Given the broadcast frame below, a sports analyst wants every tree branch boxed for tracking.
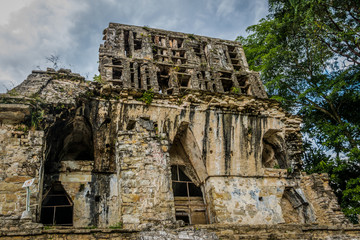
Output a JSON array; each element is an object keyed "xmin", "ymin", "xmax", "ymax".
[{"xmin": 320, "ymin": 39, "xmax": 360, "ymax": 65}]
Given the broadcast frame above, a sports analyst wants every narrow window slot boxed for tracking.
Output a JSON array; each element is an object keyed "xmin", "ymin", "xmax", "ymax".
[{"xmin": 124, "ymin": 30, "xmax": 130, "ymax": 57}]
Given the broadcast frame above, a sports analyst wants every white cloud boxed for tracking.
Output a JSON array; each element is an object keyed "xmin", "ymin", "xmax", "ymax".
[
  {"xmin": 0, "ymin": 0, "xmax": 86, "ymax": 91},
  {"xmin": 0, "ymin": 0, "xmax": 36, "ymax": 24},
  {"xmin": 216, "ymin": 0, "xmax": 236, "ymax": 18}
]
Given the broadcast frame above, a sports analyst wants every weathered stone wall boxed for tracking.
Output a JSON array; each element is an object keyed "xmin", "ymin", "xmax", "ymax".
[
  {"xmin": 0, "ymin": 69, "xmax": 91, "ymax": 228},
  {"xmin": 301, "ymin": 173, "xmax": 350, "ymax": 225},
  {"xmin": 115, "ymin": 118, "xmax": 174, "ymax": 227},
  {"xmin": 0, "ymin": 67, "xmax": 350, "ymax": 229},
  {"xmin": 205, "ymin": 176, "xmax": 288, "ymax": 224},
  {"xmin": 0, "ymin": 103, "xmax": 44, "ymax": 227}
]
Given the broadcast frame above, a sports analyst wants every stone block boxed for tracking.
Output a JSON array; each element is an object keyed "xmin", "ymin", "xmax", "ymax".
[
  {"xmin": 122, "ymin": 194, "xmax": 140, "ymax": 203},
  {"xmin": 122, "ymin": 214, "xmax": 140, "ymax": 224},
  {"xmin": 0, "ymin": 183, "xmax": 23, "ymax": 192},
  {"xmin": 5, "ymin": 194, "xmax": 18, "ymax": 202},
  {"xmin": 122, "ymin": 206, "xmax": 134, "ymax": 214},
  {"xmin": 4, "ymin": 176, "xmax": 31, "ymax": 183},
  {"xmin": 59, "ymin": 173, "xmax": 92, "ymax": 183},
  {"xmin": 213, "ymin": 192, "xmax": 232, "ymax": 200}
]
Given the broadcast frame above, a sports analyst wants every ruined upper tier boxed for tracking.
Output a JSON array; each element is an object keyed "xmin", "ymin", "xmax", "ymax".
[{"xmin": 99, "ymin": 23, "xmax": 267, "ymax": 97}]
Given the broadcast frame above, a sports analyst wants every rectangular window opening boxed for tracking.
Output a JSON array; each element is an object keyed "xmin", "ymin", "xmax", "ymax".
[
  {"xmin": 179, "ymin": 75, "xmax": 190, "ymax": 87},
  {"xmin": 179, "ymin": 51, "xmax": 185, "ymax": 58},
  {"xmin": 133, "ymin": 32, "xmax": 142, "ymax": 51},
  {"xmin": 130, "ymin": 62, "xmax": 135, "ymax": 87},
  {"xmin": 113, "ymin": 67, "xmax": 122, "ymax": 80},
  {"xmin": 157, "ymin": 73, "xmax": 169, "ymax": 94},
  {"xmin": 137, "ymin": 65, "xmax": 142, "ymax": 89},
  {"xmin": 221, "ymin": 79, "xmax": 233, "ymax": 92},
  {"xmin": 131, "ymin": 73, "xmax": 135, "ymax": 87},
  {"xmin": 124, "ymin": 30, "xmax": 130, "ymax": 57},
  {"xmin": 134, "ymin": 40, "xmax": 142, "ymax": 50}
]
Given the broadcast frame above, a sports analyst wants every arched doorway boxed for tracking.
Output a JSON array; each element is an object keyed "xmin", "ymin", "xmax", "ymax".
[
  {"xmin": 40, "ymin": 116, "xmax": 94, "ymax": 226},
  {"xmin": 169, "ymin": 123, "xmax": 208, "ymax": 224}
]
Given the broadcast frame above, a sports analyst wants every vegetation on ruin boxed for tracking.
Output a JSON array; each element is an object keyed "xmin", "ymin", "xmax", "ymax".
[
  {"xmin": 187, "ymin": 34, "xmax": 196, "ymax": 40},
  {"xmin": 238, "ymin": 0, "xmax": 360, "ymax": 222},
  {"xmin": 109, "ymin": 222, "xmax": 123, "ymax": 229},
  {"xmin": 7, "ymin": 89, "xmax": 19, "ymax": 96},
  {"xmin": 15, "ymin": 124, "xmax": 29, "ymax": 133},
  {"xmin": 231, "ymin": 87, "xmax": 240, "ymax": 94},
  {"xmin": 31, "ymin": 109, "xmax": 45, "ymax": 130},
  {"xmin": 93, "ymin": 74, "xmax": 104, "ymax": 84},
  {"xmin": 85, "ymin": 225, "xmax": 97, "ymax": 229},
  {"xmin": 43, "ymin": 225, "xmax": 54, "ymax": 230},
  {"xmin": 138, "ymin": 89, "xmax": 154, "ymax": 105}
]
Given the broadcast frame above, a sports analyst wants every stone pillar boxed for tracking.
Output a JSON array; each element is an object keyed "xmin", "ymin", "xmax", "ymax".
[
  {"xmin": 129, "ymin": 30, "xmax": 134, "ymax": 58},
  {"xmin": 133, "ymin": 61, "xmax": 139, "ymax": 89},
  {"xmin": 119, "ymin": 29, "xmax": 125, "ymax": 58},
  {"xmin": 122, "ymin": 60, "xmax": 131, "ymax": 88},
  {"xmin": 140, "ymin": 64, "xmax": 148, "ymax": 90},
  {"xmin": 148, "ymin": 62, "xmax": 159, "ymax": 92}
]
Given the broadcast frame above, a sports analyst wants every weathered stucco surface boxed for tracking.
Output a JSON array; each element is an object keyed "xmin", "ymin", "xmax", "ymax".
[{"xmin": 0, "ymin": 23, "xmax": 358, "ymax": 239}]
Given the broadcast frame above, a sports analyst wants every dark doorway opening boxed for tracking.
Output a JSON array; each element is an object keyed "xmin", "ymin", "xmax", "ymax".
[
  {"xmin": 41, "ymin": 117, "xmax": 93, "ymax": 225},
  {"xmin": 41, "ymin": 181, "xmax": 73, "ymax": 226},
  {"xmin": 171, "ymin": 165, "xmax": 207, "ymax": 225}
]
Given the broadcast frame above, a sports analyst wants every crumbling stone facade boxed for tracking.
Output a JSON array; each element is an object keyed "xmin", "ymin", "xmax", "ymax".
[
  {"xmin": 0, "ymin": 23, "xmax": 358, "ymax": 239},
  {"xmin": 99, "ymin": 23, "xmax": 267, "ymax": 98}
]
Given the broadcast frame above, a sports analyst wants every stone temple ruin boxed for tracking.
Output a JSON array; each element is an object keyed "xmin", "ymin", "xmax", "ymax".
[{"xmin": 0, "ymin": 23, "xmax": 359, "ymax": 239}]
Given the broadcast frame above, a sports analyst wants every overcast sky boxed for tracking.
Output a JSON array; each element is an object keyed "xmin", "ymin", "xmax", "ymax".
[{"xmin": 0, "ymin": 0, "xmax": 268, "ymax": 93}]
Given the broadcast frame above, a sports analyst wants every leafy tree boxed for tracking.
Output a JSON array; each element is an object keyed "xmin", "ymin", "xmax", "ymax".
[{"xmin": 238, "ymin": 0, "xmax": 360, "ymax": 222}]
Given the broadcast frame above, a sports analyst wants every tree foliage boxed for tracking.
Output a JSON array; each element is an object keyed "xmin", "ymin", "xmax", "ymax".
[{"xmin": 238, "ymin": 0, "xmax": 360, "ymax": 222}]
